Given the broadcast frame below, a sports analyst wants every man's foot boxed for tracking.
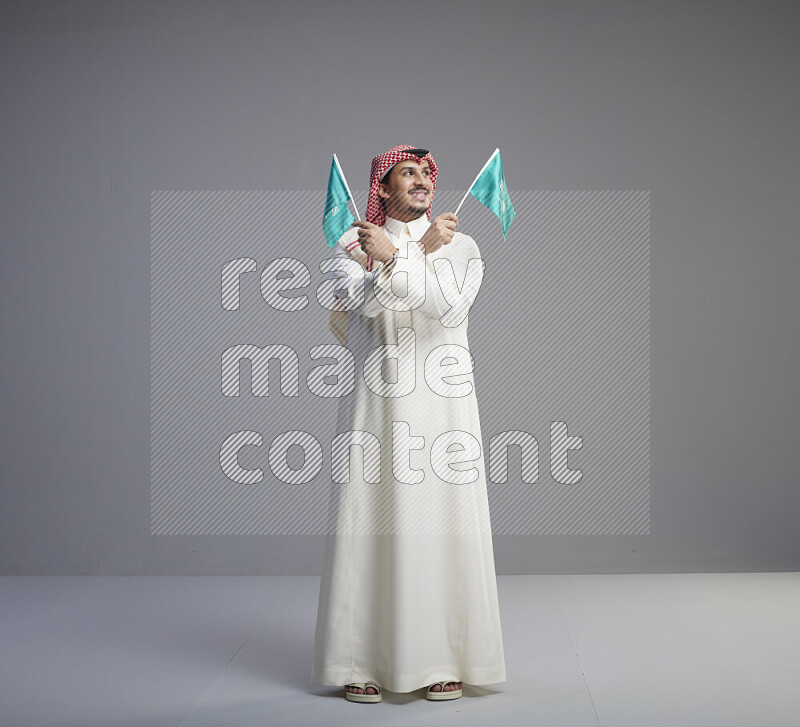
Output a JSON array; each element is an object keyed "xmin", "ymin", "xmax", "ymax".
[
  {"xmin": 344, "ymin": 681, "xmax": 382, "ymax": 703},
  {"xmin": 425, "ymin": 680, "xmax": 463, "ymax": 700},
  {"xmin": 346, "ymin": 684, "xmax": 380, "ymax": 695}
]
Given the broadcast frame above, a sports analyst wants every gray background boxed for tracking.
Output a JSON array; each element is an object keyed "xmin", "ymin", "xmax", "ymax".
[{"xmin": 1, "ymin": 0, "xmax": 797, "ymax": 574}]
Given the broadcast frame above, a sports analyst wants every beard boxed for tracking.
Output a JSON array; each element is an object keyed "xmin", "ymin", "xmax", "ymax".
[
  {"xmin": 403, "ymin": 189, "xmax": 430, "ymax": 217},
  {"xmin": 383, "ymin": 190, "xmax": 430, "ymax": 222}
]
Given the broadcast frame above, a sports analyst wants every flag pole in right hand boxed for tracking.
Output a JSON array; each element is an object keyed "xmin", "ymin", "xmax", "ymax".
[
  {"xmin": 455, "ymin": 148, "xmax": 500, "ymax": 215},
  {"xmin": 453, "ymin": 148, "xmax": 516, "ymax": 239}
]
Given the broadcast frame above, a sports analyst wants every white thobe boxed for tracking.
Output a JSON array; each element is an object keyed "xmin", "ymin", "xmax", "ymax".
[{"xmin": 311, "ymin": 214, "xmax": 506, "ymax": 693}]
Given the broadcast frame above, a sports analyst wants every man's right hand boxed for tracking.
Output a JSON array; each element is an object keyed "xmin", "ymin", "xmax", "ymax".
[{"xmin": 417, "ymin": 212, "xmax": 457, "ymax": 255}]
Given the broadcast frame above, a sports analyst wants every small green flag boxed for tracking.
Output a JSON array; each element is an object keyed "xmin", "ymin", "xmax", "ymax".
[
  {"xmin": 322, "ymin": 154, "xmax": 357, "ymax": 248},
  {"xmin": 463, "ymin": 148, "xmax": 516, "ymax": 239}
]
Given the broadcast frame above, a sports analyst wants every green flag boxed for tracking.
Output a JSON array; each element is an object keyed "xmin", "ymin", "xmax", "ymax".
[
  {"xmin": 460, "ymin": 148, "xmax": 516, "ymax": 239},
  {"xmin": 322, "ymin": 154, "xmax": 357, "ymax": 248}
]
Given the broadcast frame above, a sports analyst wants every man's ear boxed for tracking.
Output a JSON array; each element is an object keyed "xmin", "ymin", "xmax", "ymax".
[{"xmin": 377, "ymin": 182, "xmax": 390, "ymax": 200}]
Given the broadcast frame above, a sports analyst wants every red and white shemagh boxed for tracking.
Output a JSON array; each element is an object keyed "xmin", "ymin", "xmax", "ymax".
[
  {"xmin": 359, "ymin": 144, "xmax": 438, "ymax": 271},
  {"xmin": 366, "ymin": 144, "xmax": 438, "ymax": 227}
]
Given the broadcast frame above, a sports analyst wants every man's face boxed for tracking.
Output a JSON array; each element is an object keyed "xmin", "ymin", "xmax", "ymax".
[{"xmin": 378, "ymin": 159, "xmax": 433, "ymax": 222}]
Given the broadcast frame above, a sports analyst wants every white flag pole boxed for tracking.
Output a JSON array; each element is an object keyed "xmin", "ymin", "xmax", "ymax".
[
  {"xmin": 333, "ymin": 153, "xmax": 360, "ymax": 221},
  {"xmin": 454, "ymin": 148, "xmax": 500, "ymax": 216}
]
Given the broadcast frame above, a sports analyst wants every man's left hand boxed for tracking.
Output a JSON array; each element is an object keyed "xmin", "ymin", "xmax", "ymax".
[{"xmin": 351, "ymin": 221, "xmax": 396, "ymax": 263}]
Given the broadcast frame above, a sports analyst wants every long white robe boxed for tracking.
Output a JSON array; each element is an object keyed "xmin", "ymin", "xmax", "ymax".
[{"xmin": 311, "ymin": 214, "xmax": 506, "ymax": 693}]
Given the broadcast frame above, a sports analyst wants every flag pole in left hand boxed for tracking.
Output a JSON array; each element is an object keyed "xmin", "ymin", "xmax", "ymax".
[
  {"xmin": 333, "ymin": 153, "xmax": 360, "ymax": 221},
  {"xmin": 323, "ymin": 154, "xmax": 360, "ymax": 248}
]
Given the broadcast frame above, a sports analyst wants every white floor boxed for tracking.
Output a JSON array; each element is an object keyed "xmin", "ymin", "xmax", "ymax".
[{"xmin": 0, "ymin": 573, "xmax": 798, "ymax": 726}]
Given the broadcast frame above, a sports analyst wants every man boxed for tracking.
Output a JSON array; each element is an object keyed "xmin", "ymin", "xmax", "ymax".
[{"xmin": 312, "ymin": 145, "xmax": 506, "ymax": 703}]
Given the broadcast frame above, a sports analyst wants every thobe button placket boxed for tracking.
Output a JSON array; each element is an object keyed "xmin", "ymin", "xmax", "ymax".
[{"xmin": 396, "ymin": 224, "xmax": 414, "ymax": 354}]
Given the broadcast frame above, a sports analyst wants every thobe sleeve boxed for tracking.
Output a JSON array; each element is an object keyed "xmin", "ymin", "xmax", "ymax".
[
  {"xmin": 389, "ymin": 234, "xmax": 486, "ymax": 325},
  {"xmin": 328, "ymin": 229, "xmax": 391, "ymax": 319}
]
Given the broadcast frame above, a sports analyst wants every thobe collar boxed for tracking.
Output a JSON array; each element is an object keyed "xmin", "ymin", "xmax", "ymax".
[{"xmin": 383, "ymin": 214, "xmax": 430, "ymax": 241}]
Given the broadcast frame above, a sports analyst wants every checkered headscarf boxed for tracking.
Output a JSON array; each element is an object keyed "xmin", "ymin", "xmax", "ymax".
[{"xmin": 366, "ymin": 144, "xmax": 438, "ymax": 227}]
